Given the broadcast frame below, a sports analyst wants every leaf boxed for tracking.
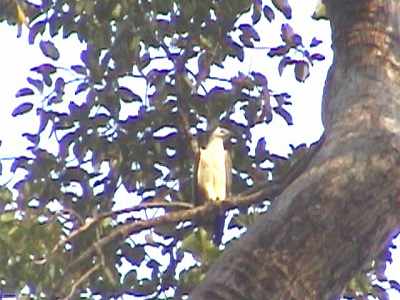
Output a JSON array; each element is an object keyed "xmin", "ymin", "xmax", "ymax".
[
  {"xmin": 92, "ymin": 113, "xmax": 111, "ymax": 127},
  {"xmin": 268, "ymin": 45, "xmax": 289, "ymax": 57},
  {"xmin": 372, "ymin": 284, "xmax": 389, "ymax": 300},
  {"xmin": 71, "ymin": 65, "xmax": 87, "ymax": 75},
  {"xmin": 61, "ymin": 166, "xmax": 88, "ymax": 182},
  {"xmin": 252, "ymin": 9, "xmax": 261, "ymax": 25},
  {"xmin": 274, "ymin": 93, "xmax": 291, "ymax": 106},
  {"xmin": 123, "ymin": 270, "xmax": 138, "ymax": 287},
  {"xmin": 263, "ymin": 5, "xmax": 275, "ymax": 22},
  {"xmin": 273, "ymin": 106, "xmax": 293, "ymax": 125},
  {"xmin": 55, "ymin": 77, "xmax": 65, "ymax": 94},
  {"xmin": 133, "ymin": 279, "xmax": 157, "ymax": 296},
  {"xmin": 30, "ymin": 63, "xmax": 57, "ymax": 75},
  {"xmin": 311, "ymin": 53, "xmax": 325, "ymax": 61},
  {"xmin": 232, "ymin": 72, "xmax": 254, "ymax": 90},
  {"xmin": 224, "ymin": 36, "xmax": 244, "ymax": 61},
  {"xmin": 236, "ymin": 46, "xmax": 245, "ymax": 61},
  {"xmin": 118, "ymin": 87, "xmax": 142, "ymax": 103},
  {"xmin": 181, "ymin": 230, "xmax": 213, "ymax": 258},
  {"xmin": 69, "ymin": 102, "xmax": 88, "ymax": 116},
  {"xmin": 291, "ymin": 34, "xmax": 303, "ymax": 47},
  {"xmin": 310, "ymin": 37, "xmax": 323, "ymax": 47},
  {"xmin": 238, "ymin": 24, "xmax": 260, "ymax": 41},
  {"xmin": 75, "ymin": 82, "xmax": 89, "ymax": 95},
  {"xmin": 37, "ymin": 109, "xmax": 49, "ymax": 134},
  {"xmin": 59, "ymin": 131, "xmax": 78, "ymax": 159},
  {"xmin": 48, "ymin": 95, "xmax": 62, "ymax": 105},
  {"xmin": 0, "ymin": 211, "xmax": 16, "ymax": 222},
  {"xmin": 255, "ymin": 137, "xmax": 268, "ymax": 163},
  {"xmin": 389, "ymin": 280, "xmax": 400, "ymax": 292},
  {"xmin": 100, "ymin": 52, "xmax": 112, "ymax": 69},
  {"xmin": 43, "ymin": 74, "xmax": 52, "ymax": 87},
  {"xmin": 259, "ymin": 88, "xmax": 272, "ymax": 123},
  {"xmin": 139, "ymin": 53, "xmax": 151, "ymax": 70},
  {"xmin": 294, "ymin": 61, "xmax": 310, "ymax": 82},
  {"xmin": 251, "ymin": 0, "xmax": 262, "ymax": 24},
  {"xmin": 11, "ymin": 156, "xmax": 32, "ymax": 173},
  {"xmin": 239, "ymin": 34, "xmax": 254, "ymax": 48},
  {"xmin": 281, "ymin": 24, "xmax": 294, "ymax": 45},
  {"xmin": 196, "ymin": 52, "xmax": 211, "ymax": 83},
  {"xmin": 120, "ymin": 243, "xmax": 146, "ymax": 266},
  {"xmin": 80, "ymin": 48, "xmax": 92, "ymax": 67},
  {"xmin": 15, "ymin": 88, "xmax": 34, "ymax": 98},
  {"xmin": 29, "ymin": 20, "xmax": 46, "ymax": 44},
  {"xmin": 251, "ymin": 71, "xmax": 268, "ymax": 87},
  {"xmin": 272, "ymin": 0, "xmax": 292, "ymax": 19},
  {"xmin": 278, "ymin": 56, "xmax": 294, "ymax": 76},
  {"xmin": 27, "ymin": 77, "xmax": 44, "ymax": 93},
  {"xmin": 86, "ymin": 89, "xmax": 97, "ymax": 106},
  {"xmin": 12, "ymin": 102, "xmax": 34, "ymax": 117},
  {"xmin": 48, "ymin": 12, "xmax": 61, "ymax": 37},
  {"xmin": 147, "ymin": 259, "xmax": 161, "ymax": 270},
  {"xmin": 39, "ymin": 40, "xmax": 60, "ymax": 60},
  {"xmin": 0, "ymin": 187, "xmax": 12, "ymax": 204},
  {"xmin": 22, "ymin": 133, "xmax": 39, "ymax": 144}
]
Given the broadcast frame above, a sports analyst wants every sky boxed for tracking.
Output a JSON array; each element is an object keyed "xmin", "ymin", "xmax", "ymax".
[{"xmin": 0, "ymin": 0, "xmax": 399, "ymax": 299}]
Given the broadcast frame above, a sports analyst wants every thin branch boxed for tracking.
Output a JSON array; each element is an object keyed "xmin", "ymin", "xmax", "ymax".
[
  {"xmin": 186, "ymin": 68, "xmax": 208, "ymax": 94},
  {"xmin": 61, "ymin": 263, "xmax": 100, "ymax": 300},
  {"xmin": 65, "ymin": 179, "xmax": 291, "ymax": 273},
  {"xmin": 207, "ymin": 75, "xmax": 232, "ymax": 83},
  {"xmin": 95, "ymin": 225, "xmax": 118, "ymax": 287},
  {"xmin": 59, "ymin": 207, "xmax": 85, "ymax": 225},
  {"xmin": 34, "ymin": 200, "xmax": 193, "ymax": 264},
  {"xmin": 251, "ymin": 46, "xmax": 273, "ymax": 50},
  {"xmin": 159, "ymin": 41, "xmax": 200, "ymax": 156}
]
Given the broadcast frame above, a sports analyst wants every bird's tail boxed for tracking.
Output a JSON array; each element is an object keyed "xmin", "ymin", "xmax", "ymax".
[{"xmin": 212, "ymin": 213, "xmax": 225, "ymax": 245}]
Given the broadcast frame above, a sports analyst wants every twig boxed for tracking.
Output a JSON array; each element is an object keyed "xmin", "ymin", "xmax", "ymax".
[
  {"xmin": 34, "ymin": 200, "xmax": 193, "ymax": 264},
  {"xmin": 207, "ymin": 76, "xmax": 232, "ymax": 83},
  {"xmin": 61, "ymin": 263, "xmax": 100, "ymax": 300}
]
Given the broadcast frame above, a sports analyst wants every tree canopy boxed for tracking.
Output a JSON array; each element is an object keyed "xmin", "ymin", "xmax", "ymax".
[{"xmin": 0, "ymin": 0, "xmax": 399, "ymax": 299}]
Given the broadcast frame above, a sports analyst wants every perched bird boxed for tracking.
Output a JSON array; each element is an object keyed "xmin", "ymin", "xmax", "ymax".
[{"xmin": 194, "ymin": 126, "xmax": 232, "ymax": 245}]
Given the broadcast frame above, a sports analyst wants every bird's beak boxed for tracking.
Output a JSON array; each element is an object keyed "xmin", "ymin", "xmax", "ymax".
[{"xmin": 222, "ymin": 128, "xmax": 232, "ymax": 140}]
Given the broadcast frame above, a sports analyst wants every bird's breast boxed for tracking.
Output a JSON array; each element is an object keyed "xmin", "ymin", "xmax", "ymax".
[{"xmin": 197, "ymin": 143, "xmax": 227, "ymax": 202}]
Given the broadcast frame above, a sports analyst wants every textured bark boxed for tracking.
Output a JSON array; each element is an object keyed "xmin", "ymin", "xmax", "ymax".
[{"xmin": 190, "ymin": 1, "xmax": 400, "ymax": 299}]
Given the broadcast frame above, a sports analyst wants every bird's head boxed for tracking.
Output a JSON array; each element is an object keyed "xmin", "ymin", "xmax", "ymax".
[{"xmin": 211, "ymin": 126, "xmax": 231, "ymax": 140}]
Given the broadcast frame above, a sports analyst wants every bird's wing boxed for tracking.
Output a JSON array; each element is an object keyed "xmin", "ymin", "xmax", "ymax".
[
  {"xmin": 225, "ymin": 148, "xmax": 232, "ymax": 197},
  {"xmin": 193, "ymin": 148, "xmax": 200, "ymax": 206},
  {"xmin": 194, "ymin": 148, "xmax": 207, "ymax": 206}
]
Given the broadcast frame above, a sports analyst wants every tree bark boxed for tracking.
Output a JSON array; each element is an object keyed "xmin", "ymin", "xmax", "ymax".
[{"xmin": 190, "ymin": 1, "xmax": 400, "ymax": 299}]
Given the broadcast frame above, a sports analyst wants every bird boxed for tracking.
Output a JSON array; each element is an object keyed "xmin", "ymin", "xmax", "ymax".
[{"xmin": 194, "ymin": 126, "xmax": 232, "ymax": 245}]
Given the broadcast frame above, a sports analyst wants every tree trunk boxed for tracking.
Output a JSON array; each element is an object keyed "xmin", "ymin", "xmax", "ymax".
[{"xmin": 190, "ymin": 1, "xmax": 400, "ymax": 299}]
